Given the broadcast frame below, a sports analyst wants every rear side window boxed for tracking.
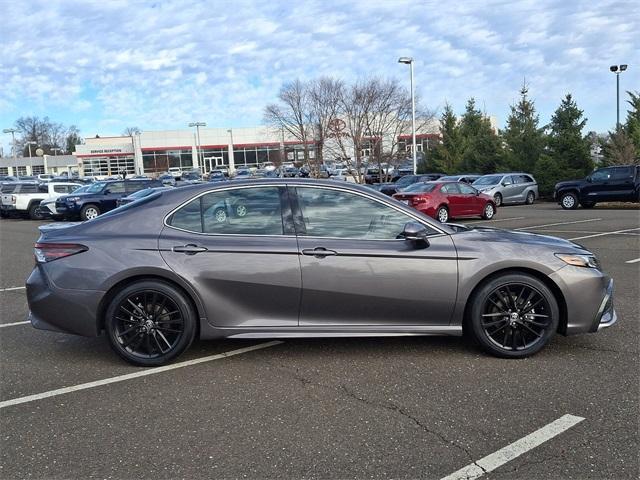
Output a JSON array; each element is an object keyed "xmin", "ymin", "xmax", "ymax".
[
  {"xmin": 106, "ymin": 182, "xmax": 125, "ymax": 194},
  {"xmin": 611, "ymin": 167, "xmax": 633, "ymax": 179},
  {"xmin": 517, "ymin": 175, "xmax": 533, "ymax": 184},
  {"xmin": 53, "ymin": 185, "xmax": 77, "ymax": 194},
  {"xmin": 168, "ymin": 186, "xmax": 285, "ymax": 235},
  {"xmin": 0, "ymin": 184, "xmax": 17, "ymax": 194}
]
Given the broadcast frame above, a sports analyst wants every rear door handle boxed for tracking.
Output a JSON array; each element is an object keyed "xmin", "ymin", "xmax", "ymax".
[
  {"xmin": 172, "ymin": 244, "xmax": 208, "ymax": 255},
  {"xmin": 302, "ymin": 247, "xmax": 338, "ymax": 258}
]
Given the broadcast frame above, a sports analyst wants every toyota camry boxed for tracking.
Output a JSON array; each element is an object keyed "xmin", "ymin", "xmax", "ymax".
[{"xmin": 26, "ymin": 179, "xmax": 616, "ymax": 366}]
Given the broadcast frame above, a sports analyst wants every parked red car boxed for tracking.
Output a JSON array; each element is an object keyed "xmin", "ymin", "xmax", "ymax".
[{"xmin": 393, "ymin": 181, "xmax": 497, "ymax": 223}]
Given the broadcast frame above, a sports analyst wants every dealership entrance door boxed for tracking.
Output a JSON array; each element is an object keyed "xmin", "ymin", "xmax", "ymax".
[{"xmin": 204, "ymin": 156, "xmax": 224, "ymax": 173}]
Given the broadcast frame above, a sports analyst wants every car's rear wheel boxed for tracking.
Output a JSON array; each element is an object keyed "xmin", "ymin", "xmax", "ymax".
[
  {"xmin": 560, "ymin": 192, "xmax": 578, "ymax": 210},
  {"xmin": 235, "ymin": 204, "xmax": 248, "ymax": 217},
  {"xmin": 581, "ymin": 201, "xmax": 596, "ymax": 208},
  {"xmin": 493, "ymin": 193, "xmax": 502, "ymax": 207},
  {"xmin": 80, "ymin": 204, "xmax": 101, "ymax": 220},
  {"xmin": 468, "ymin": 273, "xmax": 559, "ymax": 358},
  {"xmin": 482, "ymin": 203, "xmax": 495, "ymax": 220},
  {"xmin": 105, "ymin": 280, "xmax": 197, "ymax": 366},
  {"xmin": 213, "ymin": 207, "xmax": 227, "ymax": 223},
  {"xmin": 28, "ymin": 203, "xmax": 46, "ymax": 220},
  {"xmin": 525, "ymin": 191, "xmax": 535, "ymax": 205},
  {"xmin": 436, "ymin": 206, "xmax": 449, "ymax": 223}
]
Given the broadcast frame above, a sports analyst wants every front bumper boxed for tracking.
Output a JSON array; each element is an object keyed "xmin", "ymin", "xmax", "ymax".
[
  {"xmin": 26, "ymin": 265, "xmax": 104, "ymax": 337},
  {"xmin": 591, "ymin": 278, "xmax": 617, "ymax": 332}
]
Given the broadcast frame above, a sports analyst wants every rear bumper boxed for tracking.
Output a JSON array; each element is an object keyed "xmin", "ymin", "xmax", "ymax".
[{"xmin": 26, "ymin": 266, "xmax": 104, "ymax": 337}]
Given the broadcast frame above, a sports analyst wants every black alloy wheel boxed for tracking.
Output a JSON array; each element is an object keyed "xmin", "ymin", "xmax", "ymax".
[
  {"xmin": 106, "ymin": 281, "xmax": 197, "ymax": 366},
  {"xmin": 29, "ymin": 203, "xmax": 46, "ymax": 220},
  {"xmin": 469, "ymin": 273, "xmax": 559, "ymax": 358},
  {"xmin": 493, "ymin": 193, "xmax": 502, "ymax": 207},
  {"xmin": 525, "ymin": 191, "xmax": 535, "ymax": 205}
]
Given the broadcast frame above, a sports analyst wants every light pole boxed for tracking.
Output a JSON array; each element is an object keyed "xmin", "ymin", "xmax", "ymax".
[
  {"xmin": 188, "ymin": 122, "xmax": 206, "ymax": 172},
  {"xmin": 398, "ymin": 57, "xmax": 417, "ymax": 174},
  {"xmin": 609, "ymin": 64, "xmax": 628, "ymax": 130},
  {"xmin": 227, "ymin": 129, "xmax": 235, "ymax": 174},
  {"xmin": 3, "ymin": 128, "xmax": 17, "ymax": 175}
]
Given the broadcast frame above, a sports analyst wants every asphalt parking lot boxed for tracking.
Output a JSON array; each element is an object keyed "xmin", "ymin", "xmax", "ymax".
[{"xmin": 1, "ymin": 202, "xmax": 638, "ymax": 479}]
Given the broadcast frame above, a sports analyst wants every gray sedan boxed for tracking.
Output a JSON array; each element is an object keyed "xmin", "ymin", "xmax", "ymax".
[{"xmin": 26, "ymin": 179, "xmax": 616, "ymax": 366}]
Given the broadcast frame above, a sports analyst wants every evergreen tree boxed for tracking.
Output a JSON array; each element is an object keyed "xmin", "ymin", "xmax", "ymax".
[
  {"xmin": 501, "ymin": 83, "xmax": 545, "ymax": 172},
  {"xmin": 459, "ymin": 98, "xmax": 501, "ymax": 173},
  {"xmin": 624, "ymin": 90, "xmax": 640, "ymax": 157},
  {"xmin": 601, "ymin": 129, "xmax": 638, "ymax": 165},
  {"xmin": 430, "ymin": 103, "xmax": 463, "ymax": 173},
  {"xmin": 546, "ymin": 94, "xmax": 592, "ymax": 174}
]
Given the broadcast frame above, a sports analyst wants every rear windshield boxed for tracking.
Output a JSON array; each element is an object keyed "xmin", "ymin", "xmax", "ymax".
[
  {"xmin": 402, "ymin": 183, "xmax": 438, "ymax": 193},
  {"xmin": 94, "ymin": 191, "xmax": 165, "ymax": 221},
  {"xmin": 473, "ymin": 175, "xmax": 503, "ymax": 186}
]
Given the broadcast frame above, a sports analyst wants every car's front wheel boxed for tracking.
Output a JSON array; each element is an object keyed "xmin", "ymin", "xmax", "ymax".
[
  {"xmin": 80, "ymin": 204, "xmax": 101, "ymax": 220},
  {"xmin": 482, "ymin": 203, "xmax": 495, "ymax": 220},
  {"xmin": 493, "ymin": 193, "xmax": 502, "ymax": 207},
  {"xmin": 560, "ymin": 192, "xmax": 578, "ymax": 210},
  {"xmin": 105, "ymin": 280, "xmax": 197, "ymax": 366},
  {"xmin": 468, "ymin": 273, "xmax": 559, "ymax": 358}
]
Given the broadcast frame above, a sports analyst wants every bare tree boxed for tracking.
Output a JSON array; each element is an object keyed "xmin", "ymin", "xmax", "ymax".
[
  {"xmin": 122, "ymin": 127, "xmax": 142, "ymax": 136},
  {"xmin": 308, "ymin": 77, "xmax": 343, "ymax": 170},
  {"xmin": 264, "ymin": 79, "xmax": 315, "ymax": 171}
]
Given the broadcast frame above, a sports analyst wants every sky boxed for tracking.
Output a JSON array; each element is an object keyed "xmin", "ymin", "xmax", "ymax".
[{"xmin": 1, "ymin": 0, "xmax": 638, "ymax": 154}]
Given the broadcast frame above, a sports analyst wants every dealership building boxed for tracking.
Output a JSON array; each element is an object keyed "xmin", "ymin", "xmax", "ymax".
[{"xmin": 1, "ymin": 119, "xmax": 468, "ymax": 178}]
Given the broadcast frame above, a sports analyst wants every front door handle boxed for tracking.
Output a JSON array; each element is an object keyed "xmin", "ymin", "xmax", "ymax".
[
  {"xmin": 172, "ymin": 244, "xmax": 208, "ymax": 255},
  {"xmin": 302, "ymin": 247, "xmax": 338, "ymax": 258}
]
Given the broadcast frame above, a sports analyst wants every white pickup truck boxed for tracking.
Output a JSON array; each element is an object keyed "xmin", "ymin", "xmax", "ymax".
[{"xmin": 0, "ymin": 181, "xmax": 83, "ymax": 220}]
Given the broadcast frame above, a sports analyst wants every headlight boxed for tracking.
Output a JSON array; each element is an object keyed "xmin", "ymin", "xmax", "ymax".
[
  {"xmin": 555, "ymin": 253, "xmax": 600, "ymax": 269},
  {"xmin": 66, "ymin": 196, "xmax": 81, "ymax": 202}
]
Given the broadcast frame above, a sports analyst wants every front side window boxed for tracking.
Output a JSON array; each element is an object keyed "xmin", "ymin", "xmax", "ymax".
[
  {"xmin": 591, "ymin": 168, "xmax": 613, "ymax": 182},
  {"xmin": 459, "ymin": 183, "xmax": 477, "ymax": 195},
  {"xmin": 168, "ymin": 186, "xmax": 284, "ymax": 235},
  {"xmin": 295, "ymin": 187, "xmax": 427, "ymax": 240},
  {"xmin": 473, "ymin": 175, "xmax": 502, "ymax": 186}
]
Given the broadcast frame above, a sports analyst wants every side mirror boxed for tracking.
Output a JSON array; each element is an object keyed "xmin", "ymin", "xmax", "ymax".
[
  {"xmin": 104, "ymin": 189, "xmax": 110, "ymax": 194},
  {"xmin": 476, "ymin": 190, "xmax": 480, "ymax": 196},
  {"xmin": 586, "ymin": 176, "xmax": 592, "ymax": 183},
  {"xmin": 501, "ymin": 181, "xmax": 508, "ymax": 186},
  {"xmin": 402, "ymin": 222, "xmax": 430, "ymax": 245}
]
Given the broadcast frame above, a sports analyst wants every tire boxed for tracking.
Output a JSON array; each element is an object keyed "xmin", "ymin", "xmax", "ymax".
[
  {"xmin": 80, "ymin": 204, "xmax": 101, "ymax": 221},
  {"xmin": 105, "ymin": 280, "xmax": 197, "ymax": 366},
  {"xmin": 235, "ymin": 204, "xmax": 248, "ymax": 217},
  {"xmin": 28, "ymin": 203, "xmax": 46, "ymax": 220},
  {"xmin": 436, "ymin": 206, "xmax": 449, "ymax": 223},
  {"xmin": 482, "ymin": 203, "xmax": 495, "ymax": 220},
  {"xmin": 493, "ymin": 193, "xmax": 502, "ymax": 207},
  {"xmin": 581, "ymin": 201, "xmax": 596, "ymax": 209},
  {"xmin": 213, "ymin": 207, "xmax": 227, "ymax": 223},
  {"xmin": 525, "ymin": 191, "xmax": 535, "ymax": 205},
  {"xmin": 560, "ymin": 192, "xmax": 578, "ymax": 210},
  {"xmin": 468, "ymin": 273, "xmax": 559, "ymax": 358},
  {"xmin": 0, "ymin": 210, "xmax": 7, "ymax": 219}
]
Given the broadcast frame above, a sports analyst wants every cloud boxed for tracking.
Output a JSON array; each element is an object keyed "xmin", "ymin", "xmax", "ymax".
[{"xmin": 0, "ymin": 0, "xmax": 638, "ymax": 151}]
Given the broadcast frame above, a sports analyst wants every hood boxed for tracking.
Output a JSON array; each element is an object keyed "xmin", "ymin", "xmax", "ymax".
[
  {"xmin": 555, "ymin": 179, "xmax": 585, "ymax": 189},
  {"xmin": 449, "ymin": 224, "xmax": 589, "ymax": 252}
]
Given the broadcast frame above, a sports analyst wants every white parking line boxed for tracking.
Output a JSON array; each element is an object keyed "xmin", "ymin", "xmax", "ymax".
[
  {"xmin": 440, "ymin": 414, "xmax": 585, "ymax": 480},
  {"xmin": 473, "ymin": 216, "xmax": 526, "ymax": 223},
  {"xmin": 569, "ymin": 227, "xmax": 640, "ymax": 241},
  {"xmin": 0, "ymin": 286, "xmax": 26, "ymax": 292},
  {"xmin": 0, "ymin": 340, "xmax": 283, "ymax": 409},
  {"xmin": 0, "ymin": 321, "xmax": 30, "ymax": 328},
  {"xmin": 516, "ymin": 218, "xmax": 602, "ymax": 230},
  {"xmin": 626, "ymin": 258, "xmax": 640, "ymax": 264}
]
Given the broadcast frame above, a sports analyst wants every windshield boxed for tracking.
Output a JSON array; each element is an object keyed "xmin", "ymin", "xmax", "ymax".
[
  {"xmin": 402, "ymin": 183, "xmax": 437, "ymax": 193},
  {"xmin": 85, "ymin": 182, "xmax": 107, "ymax": 193},
  {"xmin": 473, "ymin": 175, "xmax": 503, "ymax": 186},
  {"xmin": 395, "ymin": 175, "xmax": 416, "ymax": 187}
]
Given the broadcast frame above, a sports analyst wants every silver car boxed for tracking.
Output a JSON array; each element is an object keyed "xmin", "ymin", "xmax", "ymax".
[
  {"xmin": 26, "ymin": 179, "xmax": 615, "ymax": 366},
  {"xmin": 473, "ymin": 173, "xmax": 538, "ymax": 207}
]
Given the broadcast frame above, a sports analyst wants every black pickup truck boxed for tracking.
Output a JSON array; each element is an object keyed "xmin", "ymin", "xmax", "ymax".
[{"xmin": 554, "ymin": 165, "xmax": 640, "ymax": 209}]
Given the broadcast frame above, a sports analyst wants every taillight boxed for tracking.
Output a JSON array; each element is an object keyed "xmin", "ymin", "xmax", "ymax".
[
  {"xmin": 412, "ymin": 195, "xmax": 431, "ymax": 204},
  {"xmin": 34, "ymin": 243, "xmax": 88, "ymax": 263},
  {"xmin": 11, "ymin": 195, "xmax": 16, "ymax": 204}
]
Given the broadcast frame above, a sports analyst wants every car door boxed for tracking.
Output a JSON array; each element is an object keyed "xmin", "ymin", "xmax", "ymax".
[
  {"xmin": 609, "ymin": 166, "xmax": 636, "ymax": 200},
  {"xmin": 291, "ymin": 185, "xmax": 458, "ymax": 327},
  {"xmin": 583, "ymin": 168, "xmax": 615, "ymax": 201},
  {"xmin": 500, "ymin": 176, "xmax": 520, "ymax": 203},
  {"xmin": 102, "ymin": 181, "xmax": 125, "ymax": 210},
  {"xmin": 458, "ymin": 182, "xmax": 482, "ymax": 216},
  {"xmin": 158, "ymin": 184, "xmax": 301, "ymax": 327},
  {"xmin": 441, "ymin": 183, "xmax": 465, "ymax": 216}
]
